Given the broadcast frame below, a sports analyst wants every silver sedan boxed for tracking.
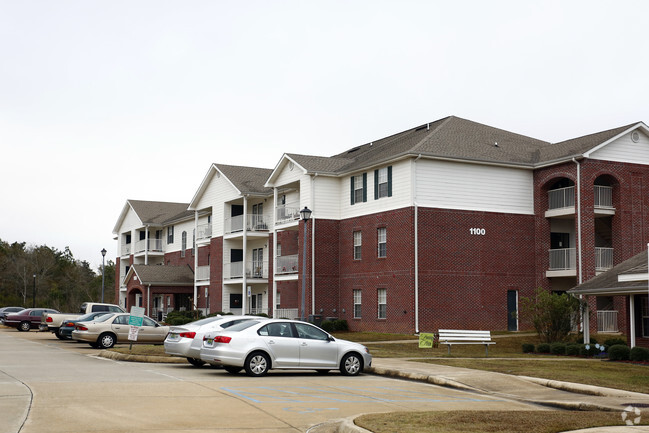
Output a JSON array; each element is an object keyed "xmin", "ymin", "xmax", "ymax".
[
  {"xmin": 164, "ymin": 315, "xmax": 262, "ymax": 366},
  {"xmin": 199, "ymin": 319, "xmax": 372, "ymax": 377}
]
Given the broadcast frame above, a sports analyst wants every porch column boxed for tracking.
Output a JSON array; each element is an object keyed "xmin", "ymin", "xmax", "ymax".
[
  {"xmin": 582, "ymin": 295, "xmax": 590, "ymax": 344},
  {"xmin": 630, "ymin": 295, "xmax": 636, "ymax": 348}
]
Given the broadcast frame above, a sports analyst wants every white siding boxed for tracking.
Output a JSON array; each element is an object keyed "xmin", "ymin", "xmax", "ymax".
[
  {"xmin": 589, "ymin": 131, "xmax": 649, "ymax": 164},
  {"xmin": 193, "ymin": 170, "xmax": 244, "ymax": 238},
  {"xmin": 340, "ymin": 159, "xmax": 413, "ymax": 220},
  {"xmin": 416, "ymin": 159, "xmax": 534, "ymax": 214},
  {"xmin": 275, "ymin": 161, "xmax": 303, "ymax": 186},
  {"xmin": 313, "ymin": 176, "xmax": 340, "ymax": 220}
]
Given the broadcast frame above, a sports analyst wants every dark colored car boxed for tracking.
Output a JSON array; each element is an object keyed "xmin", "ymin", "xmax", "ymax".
[
  {"xmin": 0, "ymin": 307, "xmax": 24, "ymax": 325},
  {"xmin": 58, "ymin": 311, "xmax": 111, "ymax": 339},
  {"xmin": 5, "ymin": 308, "xmax": 60, "ymax": 331}
]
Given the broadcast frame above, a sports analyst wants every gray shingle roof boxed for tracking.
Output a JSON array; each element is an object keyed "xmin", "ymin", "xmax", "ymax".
[
  {"xmin": 128, "ymin": 200, "xmax": 192, "ymax": 225},
  {"xmin": 215, "ymin": 164, "xmax": 273, "ymax": 195},
  {"xmin": 568, "ymin": 250, "xmax": 649, "ymax": 296},
  {"xmin": 132, "ymin": 264, "xmax": 194, "ymax": 285}
]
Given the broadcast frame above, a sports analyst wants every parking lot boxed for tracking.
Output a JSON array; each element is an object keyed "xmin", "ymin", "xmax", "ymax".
[{"xmin": 0, "ymin": 328, "xmax": 540, "ymax": 433}]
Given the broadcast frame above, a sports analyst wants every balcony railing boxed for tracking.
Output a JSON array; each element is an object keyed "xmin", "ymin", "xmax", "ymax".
[
  {"xmin": 134, "ymin": 238, "xmax": 163, "ymax": 254},
  {"xmin": 595, "ymin": 247, "xmax": 614, "ymax": 271},
  {"xmin": 121, "ymin": 243, "xmax": 132, "ymax": 256},
  {"xmin": 548, "ymin": 186, "xmax": 575, "ymax": 210},
  {"xmin": 274, "ymin": 308, "xmax": 299, "ymax": 319},
  {"xmin": 597, "ymin": 310, "xmax": 618, "ymax": 333},
  {"xmin": 548, "ymin": 248, "xmax": 576, "ymax": 270},
  {"xmin": 196, "ymin": 265, "xmax": 210, "ymax": 281},
  {"xmin": 224, "ymin": 262, "xmax": 243, "ymax": 279},
  {"xmin": 197, "ymin": 223, "xmax": 212, "ymax": 241},
  {"xmin": 224, "ymin": 214, "xmax": 270, "ymax": 234},
  {"xmin": 594, "ymin": 185, "xmax": 613, "ymax": 209},
  {"xmin": 276, "ymin": 202, "xmax": 301, "ymax": 225},
  {"xmin": 276, "ymin": 254, "xmax": 298, "ymax": 274},
  {"xmin": 247, "ymin": 261, "xmax": 269, "ymax": 279}
]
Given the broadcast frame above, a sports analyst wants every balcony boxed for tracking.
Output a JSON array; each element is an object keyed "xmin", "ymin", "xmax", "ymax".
[
  {"xmin": 225, "ymin": 214, "xmax": 270, "ymax": 235},
  {"xmin": 275, "ymin": 254, "xmax": 298, "ymax": 274},
  {"xmin": 134, "ymin": 238, "xmax": 164, "ymax": 255},
  {"xmin": 595, "ymin": 247, "xmax": 614, "ymax": 272},
  {"xmin": 120, "ymin": 243, "xmax": 132, "ymax": 257},
  {"xmin": 224, "ymin": 262, "xmax": 243, "ymax": 279},
  {"xmin": 247, "ymin": 261, "xmax": 269, "ymax": 279},
  {"xmin": 545, "ymin": 186, "xmax": 575, "ymax": 218},
  {"xmin": 275, "ymin": 202, "xmax": 301, "ymax": 225},
  {"xmin": 196, "ymin": 265, "xmax": 210, "ymax": 282},
  {"xmin": 594, "ymin": 185, "xmax": 615, "ymax": 216},
  {"xmin": 197, "ymin": 223, "xmax": 212, "ymax": 242},
  {"xmin": 597, "ymin": 310, "xmax": 618, "ymax": 333},
  {"xmin": 547, "ymin": 248, "xmax": 576, "ymax": 277}
]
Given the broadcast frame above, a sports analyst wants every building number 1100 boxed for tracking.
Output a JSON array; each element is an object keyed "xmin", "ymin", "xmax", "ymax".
[{"xmin": 470, "ymin": 228, "xmax": 486, "ymax": 235}]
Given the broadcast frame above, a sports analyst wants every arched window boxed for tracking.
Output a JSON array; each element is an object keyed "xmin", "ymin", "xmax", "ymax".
[{"xmin": 181, "ymin": 231, "xmax": 187, "ymax": 257}]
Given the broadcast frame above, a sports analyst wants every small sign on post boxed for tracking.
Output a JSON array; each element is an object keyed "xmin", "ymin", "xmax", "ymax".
[
  {"xmin": 419, "ymin": 332, "xmax": 437, "ymax": 349},
  {"xmin": 128, "ymin": 306, "xmax": 145, "ymax": 342}
]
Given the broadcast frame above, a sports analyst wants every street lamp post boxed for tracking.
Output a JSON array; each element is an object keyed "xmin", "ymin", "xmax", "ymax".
[
  {"xmin": 299, "ymin": 207, "xmax": 312, "ymax": 322},
  {"xmin": 101, "ymin": 248, "xmax": 107, "ymax": 303},
  {"xmin": 32, "ymin": 274, "xmax": 36, "ymax": 308}
]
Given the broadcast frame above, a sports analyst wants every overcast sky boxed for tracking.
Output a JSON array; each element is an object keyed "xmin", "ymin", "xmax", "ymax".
[{"xmin": 2, "ymin": 1, "xmax": 648, "ymax": 271}]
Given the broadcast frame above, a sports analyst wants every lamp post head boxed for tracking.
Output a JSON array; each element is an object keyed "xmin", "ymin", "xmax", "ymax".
[
  {"xmin": 300, "ymin": 207, "xmax": 312, "ymax": 221},
  {"xmin": 101, "ymin": 248, "xmax": 107, "ymax": 258}
]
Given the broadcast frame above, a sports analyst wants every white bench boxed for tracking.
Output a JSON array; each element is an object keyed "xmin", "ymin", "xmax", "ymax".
[{"xmin": 438, "ymin": 329, "xmax": 495, "ymax": 356}]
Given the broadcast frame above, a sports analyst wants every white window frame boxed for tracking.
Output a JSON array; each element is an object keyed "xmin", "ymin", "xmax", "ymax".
[
  {"xmin": 377, "ymin": 167, "xmax": 389, "ymax": 198},
  {"xmin": 353, "ymin": 289, "xmax": 362, "ymax": 318},
  {"xmin": 377, "ymin": 227, "xmax": 387, "ymax": 258},
  {"xmin": 377, "ymin": 288, "xmax": 387, "ymax": 319},
  {"xmin": 353, "ymin": 174, "xmax": 364, "ymax": 204},
  {"xmin": 353, "ymin": 231, "xmax": 362, "ymax": 260}
]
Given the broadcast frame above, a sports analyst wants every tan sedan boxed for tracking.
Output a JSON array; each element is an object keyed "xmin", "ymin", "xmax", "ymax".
[{"xmin": 71, "ymin": 313, "xmax": 169, "ymax": 349}]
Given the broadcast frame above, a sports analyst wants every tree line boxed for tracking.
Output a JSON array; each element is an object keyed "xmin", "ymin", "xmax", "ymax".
[{"xmin": 0, "ymin": 239, "xmax": 115, "ymax": 312}]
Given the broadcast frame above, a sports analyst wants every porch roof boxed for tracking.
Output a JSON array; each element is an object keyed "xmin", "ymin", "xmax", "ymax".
[
  {"xmin": 568, "ymin": 250, "xmax": 649, "ymax": 296},
  {"xmin": 131, "ymin": 265, "xmax": 195, "ymax": 286}
]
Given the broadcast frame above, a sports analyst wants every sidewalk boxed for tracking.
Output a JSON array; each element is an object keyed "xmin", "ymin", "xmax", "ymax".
[{"xmin": 309, "ymin": 358, "xmax": 649, "ymax": 433}]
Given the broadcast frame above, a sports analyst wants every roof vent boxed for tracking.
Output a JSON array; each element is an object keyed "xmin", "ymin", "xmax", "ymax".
[
  {"xmin": 494, "ymin": 142, "xmax": 499, "ymax": 147},
  {"xmin": 348, "ymin": 146, "xmax": 361, "ymax": 154},
  {"xmin": 631, "ymin": 131, "xmax": 640, "ymax": 143}
]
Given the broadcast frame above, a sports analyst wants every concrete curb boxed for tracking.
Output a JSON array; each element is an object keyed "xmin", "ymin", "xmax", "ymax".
[
  {"xmin": 98, "ymin": 350, "xmax": 187, "ymax": 364},
  {"xmin": 518, "ymin": 375, "xmax": 649, "ymax": 399}
]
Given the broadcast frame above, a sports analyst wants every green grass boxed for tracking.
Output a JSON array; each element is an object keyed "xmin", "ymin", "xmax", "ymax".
[{"xmin": 355, "ymin": 410, "xmax": 647, "ymax": 433}]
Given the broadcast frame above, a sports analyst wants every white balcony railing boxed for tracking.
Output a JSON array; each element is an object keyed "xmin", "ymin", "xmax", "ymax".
[
  {"xmin": 548, "ymin": 186, "xmax": 575, "ymax": 210},
  {"xmin": 597, "ymin": 310, "xmax": 618, "ymax": 333},
  {"xmin": 224, "ymin": 262, "xmax": 244, "ymax": 279},
  {"xmin": 276, "ymin": 202, "xmax": 301, "ymax": 224},
  {"xmin": 595, "ymin": 247, "xmax": 614, "ymax": 271},
  {"xmin": 275, "ymin": 254, "xmax": 298, "ymax": 274},
  {"xmin": 548, "ymin": 248, "xmax": 576, "ymax": 270},
  {"xmin": 247, "ymin": 261, "xmax": 269, "ymax": 279},
  {"xmin": 594, "ymin": 185, "xmax": 613, "ymax": 208},
  {"xmin": 197, "ymin": 223, "xmax": 212, "ymax": 241},
  {"xmin": 224, "ymin": 214, "xmax": 270, "ymax": 234},
  {"xmin": 196, "ymin": 265, "xmax": 210, "ymax": 281},
  {"xmin": 134, "ymin": 238, "xmax": 163, "ymax": 254},
  {"xmin": 121, "ymin": 243, "xmax": 132, "ymax": 256},
  {"xmin": 274, "ymin": 308, "xmax": 299, "ymax": 319}
]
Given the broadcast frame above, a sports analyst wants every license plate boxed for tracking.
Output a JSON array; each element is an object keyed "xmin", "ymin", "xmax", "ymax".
[
  {"xmin": 168, "ymin": 333, "xmax": 180, "ymax": 341},
  {"xmin": 205, "ymin": 338, "xmax": 214, "ymax": 345}
]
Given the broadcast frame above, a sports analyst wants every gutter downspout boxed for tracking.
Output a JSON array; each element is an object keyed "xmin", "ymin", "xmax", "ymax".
[
  {"xmin": 242, "ymin": 195, "xmax": 248, "ymax": 315},
  {"xmin": 194, "ymin": 211, "xmax": 199, "ymax": 311},
  {"xmin": 144, "ymin": 225, "xmax": 149, "ymax": 265},
  {"xmin": 272, "ymin": 188, "xmax": 278, "ymax": 318},
  {"xmin": 311, "ymin": 174, "xmax": 317, "ymax": 317},
  {"xmin": 413, "ymin": 154, "xmax": 422, "ymax": 334},
  {"xmin": 572, "ymin": 158, "xmax": 587, "ymax": 344}
]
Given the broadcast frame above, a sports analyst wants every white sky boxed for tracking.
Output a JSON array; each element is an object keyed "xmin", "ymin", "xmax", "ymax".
[{"xmin": 2, "ymin": 1, "xmax": 649, "ymax": 271}]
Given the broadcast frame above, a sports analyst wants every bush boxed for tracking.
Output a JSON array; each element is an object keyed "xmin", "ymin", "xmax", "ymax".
[
  {"xmin": 579, "ymin": 344, "xmax": 599, "ymax": 357},
  {"xmin": 536, "ymin": 343, "xmax": 551, "ymax": 353},
  {"xmin": 164, "ymin": 310, "xmax": 204, "ymax": 326},
  {"xmin": 603, "ymin": 337, "xmax": 626, "ymax": 347},
  {"xmin": 522, "ymin": 343, "xmax": 535, "ymax": 353},
  {"xmin": 608, "ymin": 344, "xmax": 630, "ymax": 361},
  {"xmin": 630, "ymin": 347, "xmax": 649, "ymax": 362},
  {"xmin": 565, "ymin": 344, "xmax": 581, "ymax": 356},
  {"xmin": 320, "ymin": 319, "xmax": 349, "ymax": 333},
  {"xmin": 520, "ymin": 288, "xmax": 583, "ymax": 343},
  {"xmin": 550, "ymin": 342, "xmax": 566, "ymax": 355}
]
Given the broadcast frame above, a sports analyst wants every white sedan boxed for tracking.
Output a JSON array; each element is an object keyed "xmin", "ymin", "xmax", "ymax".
[
  {"xmin": 200, "ymin": 319, "xmax": 372, "ymax": 377},
  {"xmin": 164, "ymin": 315, "xmax": 263, "ymax": 366}
]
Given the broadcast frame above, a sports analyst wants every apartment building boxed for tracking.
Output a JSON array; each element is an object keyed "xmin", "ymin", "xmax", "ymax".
[{"xmin": 113, "ymin": 115, "xmax": 649, "ymax": 344}]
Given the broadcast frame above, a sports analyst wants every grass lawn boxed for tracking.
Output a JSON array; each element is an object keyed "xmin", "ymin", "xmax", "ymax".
[{"xmin": 354, "ymin": 410, "xmax": 647, "ymax": 433}]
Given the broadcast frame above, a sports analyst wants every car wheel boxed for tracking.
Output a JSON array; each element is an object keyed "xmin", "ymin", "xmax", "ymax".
[
  {"xmin": 55, "ymin": 328, "xmax": 67, "ymax": 340},
  {"xmin": 224, "ymin": 366, "xmax": 242, "ymax": 374},
  {"xmin": 186, "ymin": 357, "xmax": 206, "ymax": 367},
  {"xmin": 340, "ymin": 353, "xmax": 363, "ymax": 376},
  {"xmin": 244, "ymin": 352, "xmax": 270, "ymax": 377},
  {"xmin": 97, "ymin": 333, "xmax": 116, "ymax": 349},
  {"xmin": 18, "ymin": 321, "xmax": 31, "ymax": 332}
]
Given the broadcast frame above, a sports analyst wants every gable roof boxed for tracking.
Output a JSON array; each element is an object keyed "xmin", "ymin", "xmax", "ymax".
[
  {"xmin": 189, "ymin": 163, "xmax": 273, "ymax": 209},
  {"xmin": 113, "ymin": 199, "xmax": 192, "ymax": 234},
  {"xmin": 128, "ymin": 264, "xmax": 195, "ymax": 286},
  {"xmin": 568, "ymin": 249, "xmax": 649, "ymax": 296}
]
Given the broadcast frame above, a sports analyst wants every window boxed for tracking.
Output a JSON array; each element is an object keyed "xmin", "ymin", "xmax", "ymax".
[
  {"xmin": 276, "ymin": 292, "xmax": 281, "ymax": 309},
  {"xmin": 642, "ymin": 296, "xmax": 649, "ymax": 338},
  {"xmin": 276, "ymin": 243, "xmax": 282, "ymax": 256},
  {"xmin": 353, "ymin": 231, "xmax": 362, "ymax": 260},
  {"xmin": 181, "ymin": 231, "xmax": 187, "ymax": 257},
  {"xmin": 377, "ymin": 288, "xmax": 387, "ymax": 319},
  {"xmin": 295, "ymin": 322, "xmax": 328, "ymax": 340},
  {"xmin": 192, "ymin": 229, "xmax": 195, "ymax": 256},
  {"xmin": 350, "ymin": 173, "xmax": 367, "ymax": 205},
  {"xmin": 167, "ymin": 226, "xmax": 174, "ymax": 244},
  {"xmin": 353, "ymin": 289, "xmax": 362, "ymax": 318},
  {"xmin": 374, "ymin": 166, "xmax": 392, "ymax": 199},
  {"xmin": 377, "ymin": 227, "xmax": 387, "ymax": 258}
]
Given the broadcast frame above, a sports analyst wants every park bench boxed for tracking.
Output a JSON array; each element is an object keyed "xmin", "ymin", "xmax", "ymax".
[{"xmin": 438, "ymin": 329, "xmax": 495, "ymax": 356}]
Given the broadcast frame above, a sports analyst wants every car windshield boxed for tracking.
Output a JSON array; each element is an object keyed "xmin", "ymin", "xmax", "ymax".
[
  {"xmin": 223, "ymin": 320, "xmax": 261, "ymax": 332},
  {"xmin": 188, "ymin": 316, "xmax": 223, "ymax": 326},
  {"xmin": 13, "ymin": 309, "xmax": 29, "ymax": 315},
  {"xmin": 77, "ymin": 312, "xmax": 108, "ymax": 321},
  {"xmin": 92, "ymin": 313, "xmax": 117, "ymax": 323}
]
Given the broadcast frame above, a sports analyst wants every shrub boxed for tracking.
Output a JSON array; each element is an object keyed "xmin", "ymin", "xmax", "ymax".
[
  {"xmin": 320, "ymin": 320, "xmax": 334, "ymax": 332},
  {"xmin": 630, "ymin": 347, "xmax": 649, "ymax": 362},
  {"xmin": 579, "ymin": 344, "xmax": 599, "ymax": 357},
  {"xmin": 536, "ymin": 343, "xmax": 551, "ymax": 353},
  {"xmin": 521, "ymin": 343, "xmax": 535, "ymax": 353},
  {"xmin": 550, "ymin": 342, "xmax": 566, "ymax": 355},
  {"xmin": 603, "ymin": 337, "xmax": 626, "ymax": 347},
  {"xmin": 164, "ymin": 310, "xmax": 204, "ymax": 326},
  {"xmin": 333, "ymin": 319, "xmax": 349, "ymax": 332},
  {"xmin": 608, "ymin": 344, "xmax": 630, "ymax": 361},
  {"xmin": 565, "ymin": 344, "xmax": 580, "ymax": 356},
  {"xmin": 520, "ymin": 288, "xmax": 582, "ymax": 343}
]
